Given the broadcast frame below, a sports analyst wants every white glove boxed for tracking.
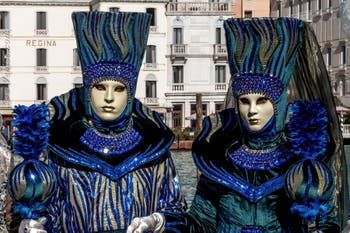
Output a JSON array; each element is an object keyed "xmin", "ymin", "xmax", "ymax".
[
  {"xmin": 19, "ymin": 217, "xmax": 47, "ymax": 233},
  {"xmin": 127, "ymin": 212, "xmax": 165, "ymax": 233}
]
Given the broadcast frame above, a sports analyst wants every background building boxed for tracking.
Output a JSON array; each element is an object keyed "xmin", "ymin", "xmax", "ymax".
[{"xmin": 271, "ymin": 0, "xmax": 350, "ymax": 105}]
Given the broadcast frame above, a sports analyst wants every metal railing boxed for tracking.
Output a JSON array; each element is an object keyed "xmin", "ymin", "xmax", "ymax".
[
  {"xmin": 343, "ymin": 124, "xmax": 350, "ymax": 138},
  {"xmin": 167, "ymin": 2, "xmax": 230, "ymax": 14},
  {"xmin": 172, "ymin": 84, "xmax": 184, "ymax": 91},
  {"xmin": 213, "ymin": 44, "xmax": 227, "ymax": 56},
  {"xmin": 144, "ymin": 97, "xmax": 159, "ymax": 105},
  {"xmin": 171, "ymin": 44, "xmax": 187, "ymax": 55}
]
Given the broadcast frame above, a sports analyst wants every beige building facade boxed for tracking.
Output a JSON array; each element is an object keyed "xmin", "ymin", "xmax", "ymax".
[{"xmin": 271, "ymin": 0, "xmax": 350, "ymax": 105}]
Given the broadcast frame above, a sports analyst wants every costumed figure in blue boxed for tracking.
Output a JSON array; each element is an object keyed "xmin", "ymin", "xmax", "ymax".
[
  {"xmin": 8, "ymin": 11, "xmax": 186, "ymax": 233},
  {"xmin": 0, "ymin": 115, "xmax": 12, "ymax": 233},
  {"xmin": 127, "ymin": 17, "xmax": 349, "ymax": 233}
]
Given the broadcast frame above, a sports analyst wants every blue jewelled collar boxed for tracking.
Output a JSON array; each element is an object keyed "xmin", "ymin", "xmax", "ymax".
[
  {"xmin": 80, "ymin": 120, "xmax": 142, "ymax": 155},
  {"xmin": 228, "ymin": 144, "xmax": 292, "ymax": 170}
]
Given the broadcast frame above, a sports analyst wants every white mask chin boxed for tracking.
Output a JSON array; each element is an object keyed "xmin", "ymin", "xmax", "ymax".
[
  {"xmin": 90, "ymin": 80, "xmax": 128, "ymax": 121},
  {"xmin": 238, "ymin": 93, "xmax": 274, "ymax": 132}
]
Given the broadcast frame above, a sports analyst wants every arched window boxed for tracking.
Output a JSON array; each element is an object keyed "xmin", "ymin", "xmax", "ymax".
[
  {"xmin": 73, "ymin": 76, "xmax": 83, "ymax": 88},
  {"xmin": 145, "ymin": 74, "xmax": 157, "ymax": 98}
]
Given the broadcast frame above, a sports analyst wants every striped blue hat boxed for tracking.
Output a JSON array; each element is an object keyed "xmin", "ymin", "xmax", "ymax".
[
  {"xmin": 72, "ymin": 11, "xmax": 151, "ymax": 102},
  {"xmin": 224, "ymin": 17, "xmax": 305, "ymax": 131}
]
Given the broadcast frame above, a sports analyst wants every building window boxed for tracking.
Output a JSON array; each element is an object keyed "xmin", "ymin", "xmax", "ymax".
[
  {"xmin": 327, "ymin": 0, "xmax": 332, "ymax": 8},
  {"xmin": 318, "ymin": 0, "xmax": 322, "ymax": 10},
  {"xmin": 215, "ymin": 103, "xmax": 224, "ymax": 112},
  {"xmin": 36, "ymin": 49, "xmax": 47, "ymax": 66},
  {"xmin": 146, "ymin": 8, "xmax": 156, "ymax": 26},
  {"xmin": 277, "ymin": 2, "xmax": 282, "ymax": 17},
  {"xmin": 146, "ymin": 80, "xmax": 157, "ymax": 98},
  {"xmin": 37, "ymin": 84, "xmax": 47, "ymax": 100},
  {"xmin": 0, "ymin": 82, "xmax": 9, "ymax": 101},
  {"xmin": 215, "ymin": 65, "xmax": 226, "ymax": 83},
  {"xmin": 216, "ymin": 27, "xmax": 224, "ymax": 44},
  {"xmin": 73, "ymin": 48, "xmax": 80, "ymax": 67},
  {"xmin": 244, "ymin": 10, "xmax": 253, "ymax": 18},
  {"xmin": 173, "ymin": 104, "xmax": 182, "ymax": 128},
  {"xmin": 173, "ymin": 66, "xmax": 183, "ymax": 83},
  {"xmin": 289, "ymin": 1, "xmax": 293, "ymax": 17},
  {"xmin": 36, "ymin": 77, "xmax": 47, "ymax": 100},
  {"xmin": 109, "ymin": 7, "xmax": 120, "ymax": 12},
  {"xmin": 0, "ymin": 48, "xmax": 8, "ymax": 66},
  {"xmin": 341, "ymin": 45, "xmax": 346, "ymax": 65},
  {"xmin": 0, "ymin": 12, "xmax": 9, "ymax": 30},
  {"xmin": 326, "ymin": 47, "xmax": 332, "ymax": 67},
  {"xmin": 146, "ymin": 45, "xmax": 156, "ymax": 64},
  {"xmin": 306, "ymin": 0, "xmax": 311, "ymax": 19},
  {"xmin": 173, "ymin": 28, "xmax": 183, "ymax": 44},
  {"xmin": 36, "ymin": 12, "xmax": 47, "ymax": 30}
]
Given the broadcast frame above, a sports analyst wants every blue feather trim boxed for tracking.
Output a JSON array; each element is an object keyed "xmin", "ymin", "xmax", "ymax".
[
  {"xmin": 290, "ymin": 199, "xmax": 330, "ymax": 223},
  {"xmin": 13, "ymin": 103, "xmax": 50, "ymax": 159},
  {"xmin": 12, "ymin": 201, "xmax": 47, "ymax": 219},
  {"xmin": 287, "ymin": 99, "xmax": 329, "ymax": 159}
]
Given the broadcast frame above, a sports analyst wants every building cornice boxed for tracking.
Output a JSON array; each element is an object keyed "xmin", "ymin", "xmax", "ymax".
[
  {"xmin": 90, "ymin": 0, "xmax": 169, "ymax": 6},
  {"xmin": 0, "ymin": 1, "xmax": 90, "ymax": 6}
]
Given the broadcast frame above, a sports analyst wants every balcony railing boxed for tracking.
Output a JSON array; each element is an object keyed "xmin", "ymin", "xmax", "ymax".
[
  {"xmin": 339, "ymin": 64, "xmax": 347, "ymax": 70},
  {"xmin": 214, "ymin": 44, "xmax": 227, "ymax": 56},
  {"xmin": 0, "ymin": 100, "xmax": 10, "ymax": 107},
  {"xmin": 144, "ymin": 63, "xmax": 158, "ymax": 70},
  {"xmin": 342, "ymin": 124, "xmax": 350, "ymax": 138},
  {"xmin": 172, "ymin": 84, "xmax": 184, "ymax": 91},
  {"xmin": 144, "ymin": 97, "xmax": 159, "ymax": 105},
  {"xmin": 167, "ymin": 2, "xmax": 230, "ymax": 14},
  {"xmin": 35, "ymin": 29, "xmax": 48, "ymax": 36},
  {"xmin": 171, "ymin": 44, "xmax": 186, "ymax": 55},
  {"xmin": 35, "ymin": 66, "xmax": 48, "ymax": 72},
  {"xmin": 0, "ymin": 29, "xmax": 10, "ymax": 36},
  {"xmin": 72, "ymin": 66, "xmax": 81, "ymax": 72},
  {"xmin": 0, "ymin": 66, "xmax": 10, "ymax": 72},
  {"xmin": 215, "ymin": 83, "xmax": 227, "ymax": 91},
  {"xmin": 150, "ymin": 26, "xmax": 158, "ymax": 33}
]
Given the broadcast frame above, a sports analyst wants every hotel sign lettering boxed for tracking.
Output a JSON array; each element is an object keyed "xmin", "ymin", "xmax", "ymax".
[{"xmin": 26, "ymin": 40, "xmax": 56, "ymax": 47}]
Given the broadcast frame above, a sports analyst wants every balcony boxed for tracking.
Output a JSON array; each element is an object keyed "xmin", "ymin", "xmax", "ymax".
[
  {"xmin": 170, "ymin": 44, "xmax": 187, "ymax": 62},
  {"xmin": 0, "ymin": 66, "xmax": 10, "ymax": 73},
  {"xmin": 0, "ymin": 100, "xmax": 10, "ymax": 107},
  {"xmin": 172, "ymin": 84, "xmax": 184, "ymax": 91},
  {"xmin": 150, "ymin": 26, "xmax": 158, "ymax": 33},
  {"xmin": 72, "ymin": 66, "xmax": 81, "ymax": 73},
  {"xmin": 0, "ymin": 29, "xmax": 10, "ymax": 36},
  {"xmin": 166, "ymin": 2, "xmax": 231, "ymax": 15},
  {"xmin": 213, "ymin": 44, "xmax": 227, "ymax": 61},
  {"xmin": 325, "ymin": 7, "xmax": 333, "ymax": 15},
  {"xmin": 215, "ymin": 83, "xmax": 227, "ymax": 91},
  {"xmin": 144, "ymin": 97, "xmax": 159, "ymax": 106},
  {"xmin": 35, "ymin": 66, "xmax": 48, "ymax": 73},
  {"xmin": 299, "ymin": 12, "xmax": 312, "ymax": 22},
  {"xmin": 144, "ymin": 63, "xmax": 158, "ymax": 70},
  {"xmin": 35, "ymin": 29, "xmax": 48, "ymax": 36}
]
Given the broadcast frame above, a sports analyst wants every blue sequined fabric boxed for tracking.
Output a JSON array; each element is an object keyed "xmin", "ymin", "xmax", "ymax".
[
  {"xmin": 241, "ymin": 226, "xmax": 264, "ymax": 233},
  {"xmin": 80, "ymin": 122, "xmax": 142, "ymax": 155},
  {"xmin": 83, "ymin": 61, "xmax": 138, "ymax": 93},
  {"xmin": 232, "ymin": 73, "xmax": 283, "ymax": 103},
  {"xmin": 228, "ymin": 144, "xmax": 292, "ymax": 170}
]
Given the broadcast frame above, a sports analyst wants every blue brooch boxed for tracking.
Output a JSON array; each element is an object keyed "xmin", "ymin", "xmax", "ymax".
[{"xmin": 228, "ymin": 144, "xmax": 292, "ymax": 170}]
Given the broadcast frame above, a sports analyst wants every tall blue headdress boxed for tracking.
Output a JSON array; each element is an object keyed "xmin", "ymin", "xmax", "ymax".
[
  {"xmin": 72, "ymin": 11, "xmax": 151, "ymax": 123},
  {"xmin": 224, "ymin": 17, "xmax": 305, "ymax": 132}
]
